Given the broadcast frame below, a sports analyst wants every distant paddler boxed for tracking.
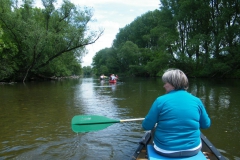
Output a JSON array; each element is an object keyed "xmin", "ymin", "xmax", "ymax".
[{"xmin": 100, "ymin": 74, "xmax": 107, "ymax": 80}]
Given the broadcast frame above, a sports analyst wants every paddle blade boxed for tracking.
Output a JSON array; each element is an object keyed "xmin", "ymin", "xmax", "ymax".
[
  {"xmin": 71, "ymin": 115, "xmax": 120, "ymax": 125},
  {"xmin": 71, "ymin": 123, "xmax": 115, "ymax": 133}
]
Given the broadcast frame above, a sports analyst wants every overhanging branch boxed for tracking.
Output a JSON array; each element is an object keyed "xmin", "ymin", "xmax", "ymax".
[{"xmin": 37, "ymin": 29, "xmax": 104, "ymax": 69}]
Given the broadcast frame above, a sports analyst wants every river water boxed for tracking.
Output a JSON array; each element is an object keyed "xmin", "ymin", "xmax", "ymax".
[{"xmin": 0, "ymin": 77, "xmax": 239, "ymax": 160}]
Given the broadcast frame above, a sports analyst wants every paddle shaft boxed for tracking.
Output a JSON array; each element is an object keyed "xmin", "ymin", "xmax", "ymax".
[
  {"xmin": 120, "ymin": 118, "xmax": 145, "ymax": 122},
  {"xmin": 79, "ymin": 118, "xmax": 145, "ymax": 124},
  {"xmin": 74, "ymin": 118, "xmax": 145, "ymax": 125}
]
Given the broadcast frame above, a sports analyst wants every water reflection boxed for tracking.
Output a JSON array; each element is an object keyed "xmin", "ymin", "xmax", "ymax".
[
  {"xmin": 189, "ymin": 79, "xmax": 233, "ymax": 109},
  {"xmin": 0, "ymin": 77, "xmax": 239, "ymax": 159},
  {"xmin": 73, "ymin": 78, "xmax": 123, "ymax": 119},
  {"xmin": 109, "ymin": 83, "xmax": 117, "ymax": 92},
  {"xmin": 188, "ymin": 78, "xmax": 240, "ymax": 159}
]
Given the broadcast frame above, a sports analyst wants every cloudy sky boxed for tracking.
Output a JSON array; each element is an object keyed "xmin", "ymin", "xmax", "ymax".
[
  {"xmin": 69, "ymin": 0, "xmax": 160, "ymax": 66},
  {"xmin": 35, "ymin": 0, "xmax": 160, "ymax": 66}
]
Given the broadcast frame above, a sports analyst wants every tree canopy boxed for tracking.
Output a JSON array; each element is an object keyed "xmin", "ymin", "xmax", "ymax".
[
  {"xmin": 0, "ymin": 0, "xmax": 103, "ymax": 82},
  {"xmin": 92, "ymin": 0, "xmax": 240, "ymax": 78}
]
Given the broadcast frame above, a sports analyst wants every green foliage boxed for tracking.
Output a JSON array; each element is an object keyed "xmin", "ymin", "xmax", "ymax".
[
  {"xmin": 98, "ymin": 65, "xmax": 109, "ymax": 75},
  {"xmin": 129, "ymin": 65, "xmax": 147, "ymax": 76},
  {"xmin": 117, "ymin": 41, "xmax": 139, "ymax": 73},
  {"xmin": 232, "ymin": 70, "xmax": 240, "ymax": 78},
  {"xmin": 1, "ymin": 0, "xmax": 240, "ymax": 80},
  {"xmin": 0, "ymin": 26, "xmax": 19, "ymax": 81},
  {"xmin": 92, "ymin": 48, "xmax": 119, "ymax": 75},
  {"xmin": 113, "ymin": 10, "xmax": 161, "ymax": 49},
  {"xmin": 0, "ymin": 0, "xmax": 103, "ymax": 82},
  {"xmin": 100, "ymin": 0, "xmax": 240, "ymax": 78},
  {"xmin": 37, "ymin": 51, "xmax": 82, "ymax": 77},
  {"xmin": 145, "ymin": 51, "xmax": 171, "ymax": 77},
  {"xmin": 82, "ymin": 66, "xmax": 92, "ymax": 76}
]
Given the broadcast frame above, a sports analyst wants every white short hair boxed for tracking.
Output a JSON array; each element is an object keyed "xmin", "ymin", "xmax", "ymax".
[{"xmin": 162, "ymin": 69, "xmax": 188, "ymax": 90}]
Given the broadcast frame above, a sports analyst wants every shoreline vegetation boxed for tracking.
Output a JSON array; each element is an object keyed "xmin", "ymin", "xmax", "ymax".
[
  {"xmin": 0, "ymin": 1, "xmax": 103, "ymax": 83},
  {"xmin": 1, "ymin": 1, "xmax": 239, "ymax": 82},
  {"xmin": 0, "ymin": 75, "xmax": 80, "ymax": 85}
]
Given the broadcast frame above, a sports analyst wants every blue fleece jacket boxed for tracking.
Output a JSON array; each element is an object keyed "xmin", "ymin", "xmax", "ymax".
[{"xmin": 142, "ymin": 90, "xmax": 211, "ymax": 151}]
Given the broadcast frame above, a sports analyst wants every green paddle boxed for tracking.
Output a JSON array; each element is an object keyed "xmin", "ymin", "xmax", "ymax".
[{"xmin": 71, "ymin": 115, "xmax": 144, "ymax": 133}]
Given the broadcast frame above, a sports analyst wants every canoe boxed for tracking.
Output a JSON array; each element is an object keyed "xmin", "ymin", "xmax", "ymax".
[
  {"xmin": 100, "ymin": 76, "xmax": 108, "ymax": 80},
  {"xmin": 109, "ymin": 79, "xmax": 117, "ymax": 83},
  {"xmin": 131, "ymin": 131, "xmax": 226, "ymax": 160}
]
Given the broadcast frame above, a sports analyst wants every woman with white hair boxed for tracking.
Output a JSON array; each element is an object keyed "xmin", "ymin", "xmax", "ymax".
[{"xmin": 142, "ymin": 69, "xmax": 211, "ymax": 158}]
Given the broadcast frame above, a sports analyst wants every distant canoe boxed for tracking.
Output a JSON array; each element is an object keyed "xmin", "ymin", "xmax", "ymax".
[
  {"xmin": 109, "ymin": 79, "xmax": 117, "ymax": 83},
  {"xmin": 100, "ymin": 76, "xmax": 108, "ymax": 80}
]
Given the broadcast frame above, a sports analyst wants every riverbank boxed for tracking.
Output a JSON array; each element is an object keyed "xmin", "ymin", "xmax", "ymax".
[{"xmin": 0, "ymin": 75, "xmax": 81, "ymax": 84}]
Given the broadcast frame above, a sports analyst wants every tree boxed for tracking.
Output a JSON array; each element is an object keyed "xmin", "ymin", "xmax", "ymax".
[
  {"xmin": 0, "ymin": 25, "xmax": 18, "ymax": 81},
  {"xmin": 92, "ymin": 48, "xmax": 114, "ymax": 75},
  {"xmin": 92, "ymin": 0, "xmax": 240, "ymax": 78},
  {"xmin": 113, "ymin": 10, "xmax": 161, "ymax": 49},
  {"xmin": 0, "ymin": 0, "xmax": 103, "ymax": 82},
  {"xmin": 82, "ymin": 66, "xmax": 92, "ymax": 76},
  {"xmin": 117, "ymin": 41, "xmax": 139, "ymax": 73}
]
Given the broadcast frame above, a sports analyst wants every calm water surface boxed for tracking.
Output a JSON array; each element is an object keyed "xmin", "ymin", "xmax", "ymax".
[{"xmin": 0, "ymin": 77, "xmax": 239, "ymax": 160}]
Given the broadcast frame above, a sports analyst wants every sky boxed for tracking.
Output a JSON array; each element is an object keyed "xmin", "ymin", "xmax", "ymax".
[
  {"xmin": 35, "ymin": 0, "xmax": 160, "ymax": 67},
  {"xmin": 71, "ymin": 0, "xmax": 161, "ymax": 67}
]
